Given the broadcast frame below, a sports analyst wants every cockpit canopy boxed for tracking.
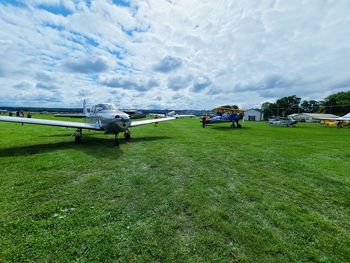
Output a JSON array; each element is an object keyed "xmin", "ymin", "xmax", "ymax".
[{"xmin": 91, "ymin": 103, "xmax": 118, "ymax": 114}]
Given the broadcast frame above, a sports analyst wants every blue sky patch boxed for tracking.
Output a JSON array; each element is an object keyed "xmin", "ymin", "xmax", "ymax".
[
  {"xmin": 43, "ymin": 23, "xmax": 65, "ymax": 32},
  {"xmin": 37, "ymin": 3, "xmax": 72, "ymax": 17},
  {"xmin": 122, "ymin": 24, "xmax": 150, "ymax": 37},
  {"xmin": 112, "ymin": 0, "xmax": 130, "ymax": 7},
  {"xmin": 67, "ymin": 32, "xmax": 99, "ymax": 48},
  {"xmin": 89, "ymin": 74, "xmax": 99, "ymax": 81},
  {"xmin": 0, "ymin": 0, "xmax": 26, "ymax": 7}
]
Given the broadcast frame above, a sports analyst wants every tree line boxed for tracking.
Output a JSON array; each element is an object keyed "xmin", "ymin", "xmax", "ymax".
[{"xmin": 262, "ymin": 91, "xmax": 350, "ymax": 119}]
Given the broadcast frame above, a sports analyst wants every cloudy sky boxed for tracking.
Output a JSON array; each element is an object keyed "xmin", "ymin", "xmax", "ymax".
[{"xmin": 0, "ymin": 0, "xmax": 349, "ymax": 109}]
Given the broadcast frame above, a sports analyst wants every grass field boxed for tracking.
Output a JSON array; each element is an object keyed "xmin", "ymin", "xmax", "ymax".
[{"xmin": 0, "ymin": 115, "xmax": 349, "ymax": 262}]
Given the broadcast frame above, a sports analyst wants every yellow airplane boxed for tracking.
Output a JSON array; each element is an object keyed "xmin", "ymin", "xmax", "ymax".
[{"xmin": 319, "ymin": 113, "xmax": 350, "ymax": 128}]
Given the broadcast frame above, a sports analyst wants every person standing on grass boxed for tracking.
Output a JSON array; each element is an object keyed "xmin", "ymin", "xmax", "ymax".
[
  {"xmin": 202, "ymin": 115, "xmax": 207, "ymax": 128},
  {"xmin": 154, "ymin": 114, "xmax": 158, "ymax": 127}
]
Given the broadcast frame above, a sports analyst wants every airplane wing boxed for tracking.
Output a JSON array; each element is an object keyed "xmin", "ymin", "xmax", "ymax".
[
  {"xmin": 336, "ymin": 118, "xmax": 350, "ymax": 121},
  {"xmin": 315, "ymin": 117, "xmax": 350, "ymax": 122},
  {"xmin": 130, "ymin": 117, "xmax": 175, "ymax": 127},
  {"xmin": 55, "ymin": 113, "xmax": 88, "ymax": 118},
  {"xmin": 315, "ymin": 117, "xmax": 340, "ymax": 120},
  {"xmin": 0, "ymin": 116, "xmax": 102, "ymax": 130}
]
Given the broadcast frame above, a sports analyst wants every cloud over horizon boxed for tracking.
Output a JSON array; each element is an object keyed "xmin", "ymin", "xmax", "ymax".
[
  {"xmin": 153, "ymin": 56, "xmax": 183, "ymax": 73},
  {"xmin": 62, "ymin": 57, "xmax": 113, "ymax": 74},
  {"xmin": 0, "ymin": 0, "xmax": 350, "ymax": 109}
]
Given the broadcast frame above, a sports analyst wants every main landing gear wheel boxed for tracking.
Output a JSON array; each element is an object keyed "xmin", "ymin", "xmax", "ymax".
[
  {"xmin": 74, "ymin": 129, "xmax": 82, "ymax": 144},
  {"xmin": 124, "ymin": 130, "xmax": 131, "ymax": 140},
  {"xmin": 75, "ymin": 135, "xmax": 81, "ymax": 144}
]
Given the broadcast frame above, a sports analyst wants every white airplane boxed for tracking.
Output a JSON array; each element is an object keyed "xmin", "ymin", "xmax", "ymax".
[
  {"xmin": 148, "ymin": 113, "xmax": 166, "ymax": 118},
  {"xmin": 315, "ymin": 113, "xmax": 350, "ymax": 128},
  {"xmin": 267, "ymin": 117, "xmax": 297, "ymax": 127},
  {"xmin": 167, "ymin": 111, "xmax": 196, "ymax": 118},
  {"xmin": 0, "ymin": 102, "xmax": 175, "ymax": 146},
  {"xmin": 149, "ymin": 111, "xmax": 196, "ymax": 118}
]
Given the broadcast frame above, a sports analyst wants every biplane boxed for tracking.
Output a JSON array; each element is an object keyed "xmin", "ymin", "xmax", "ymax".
[{"xmin": 202, "ymin": 106, "xmax": 244, "ymax": 128}]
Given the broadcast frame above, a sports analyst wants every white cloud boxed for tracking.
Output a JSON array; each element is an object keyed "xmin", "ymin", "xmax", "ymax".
[
  {"xmin": 0, "ymin": 0, "xmax": 350, "ymax": 109},
  {"xmin": 62, "ymin": 56, "xmax": 114, "ymax": 74}
]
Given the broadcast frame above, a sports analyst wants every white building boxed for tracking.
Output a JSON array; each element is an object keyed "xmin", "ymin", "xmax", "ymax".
[
  {"xmin": 243, "ymin": 109, "xmax": 263, "ymax": 121},
  {"xmin": 288, "ymin": 113, "xmax": 339, "ymax": 122}
]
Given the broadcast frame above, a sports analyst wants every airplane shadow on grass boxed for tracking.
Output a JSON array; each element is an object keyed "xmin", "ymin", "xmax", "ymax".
[{"xmin": 0, "ymin": 135, "xmax": 172, "ymax": 158}]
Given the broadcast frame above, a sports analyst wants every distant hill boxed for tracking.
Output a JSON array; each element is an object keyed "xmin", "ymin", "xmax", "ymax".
[
  {"xmin": 0, "ymin": 106, "xmax": 83, "ymax": 113},
  {"xmin": 0, "ymin": 106, "xmax": 212, "ymax": 116}
]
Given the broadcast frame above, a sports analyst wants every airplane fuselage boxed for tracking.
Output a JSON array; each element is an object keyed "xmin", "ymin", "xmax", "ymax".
[
  {"xmin": 86, "ymin": 104, "xmax": 132, "ymax": 134},
  {"xmin": 89, "ymin": 110, "xmax": 131, "ymax": 134}
]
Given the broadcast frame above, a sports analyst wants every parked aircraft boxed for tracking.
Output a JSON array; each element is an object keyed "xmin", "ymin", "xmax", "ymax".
[
  {"xmin": 267, "ymin": 117, "xmax": 297, "ymax": 127},
  {"xmin": 149, "ymin": 113, "xmax": 165, "ymax": 118},
  {"xmin": 167, "ymin": 111, "xmax": 196, "ymax": 118},
  {"xmin": 203, "ymin": 112, "xmax": 243, "ymax": 128},
  {"xmin": 148, "ymin": 111, "xmax": 196, "ymax": 119},
  {"xmin": 316, "ymin": 113, "xmax": 350, "ymax": 128},
  {"xmin": 121, "ymin": 109, "xmax": 146, "ymax": 119},
  {"xmin": 0, "ymin": 102, "xmax": 175, "ymax": 146},
  {"xmin": 201, "ymin": 106, "xmax": 244, "ymax": 128},
  {"xmin": 149, "ymin": 111, "xmax": 196, "ymax": 118}
]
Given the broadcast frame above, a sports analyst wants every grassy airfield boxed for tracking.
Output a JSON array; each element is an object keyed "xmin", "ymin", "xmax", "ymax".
[{"xmin": 0, "ymin": 115, "xmax": 349, "ymax": 262}]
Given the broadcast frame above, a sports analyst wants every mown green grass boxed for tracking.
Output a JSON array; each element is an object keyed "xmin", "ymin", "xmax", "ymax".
[{"xmin": 0, "ymin": 115, "xmax": 349, "ymax": 262}]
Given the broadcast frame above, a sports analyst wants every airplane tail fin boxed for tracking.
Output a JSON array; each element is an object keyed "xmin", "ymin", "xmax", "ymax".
[
  {"xmin": 167, "ymin": 110, "xmax": 176, "ymax": 117},
  {"xmin": 343, "ymin": 113, "xmax": 350, "ymax": 118},
  {"xmin": 83, "ymin": 99, "xmax": 87, "ymax": 115}
]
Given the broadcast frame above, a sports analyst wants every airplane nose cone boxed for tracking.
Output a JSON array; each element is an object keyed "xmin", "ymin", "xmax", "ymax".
[
  {"xmin": 115, "ymin": 114, "xmax": 130, "ymax": 129},
  {"xmin": 115, "ymin": 114, "xmax": 129, "ymax": 122},
  {"xmin": 121, "ymin": 115, "xmax": 129, "ymax": 122}
]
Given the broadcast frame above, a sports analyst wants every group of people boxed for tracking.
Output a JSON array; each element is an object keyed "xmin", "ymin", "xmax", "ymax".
[
  {"xmin": 16, "ymin": 110, "xmax": 24, "ymax": 117},
  {"xmin": 8, "ymin": 110, "xmax": 32, "ymax": 118}
]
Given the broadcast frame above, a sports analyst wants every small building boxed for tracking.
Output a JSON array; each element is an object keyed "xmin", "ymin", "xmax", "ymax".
[
  {"xmin": 243, "ymin": 109, "xmax": 263, "ymax": 121},
  {"xmin": 289, "ymin": 113, "xmax": 339, "ymax": 123}
]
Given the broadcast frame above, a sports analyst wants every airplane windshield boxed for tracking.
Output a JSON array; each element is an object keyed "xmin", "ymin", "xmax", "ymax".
[{"xmin": 92, "ymin": 104, "xmax": 117, "ymax": 113}]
